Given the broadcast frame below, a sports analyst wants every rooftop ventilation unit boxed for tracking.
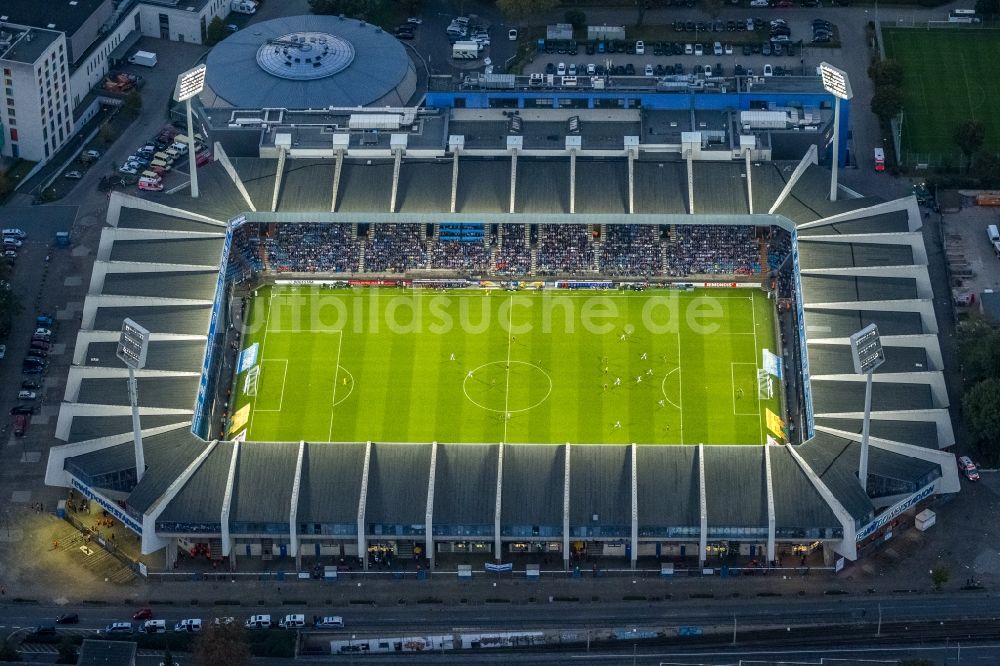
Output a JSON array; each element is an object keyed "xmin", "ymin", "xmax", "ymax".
[
  {"xmin": 567, "ymin": 115, "xmax": 580, "ymax": 134},
  {"xmin": 508, "ymin": 115, "xmax": 523, "ymax": 134}
]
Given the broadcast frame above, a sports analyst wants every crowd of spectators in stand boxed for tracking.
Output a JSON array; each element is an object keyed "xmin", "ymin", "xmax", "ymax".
[
  {"xmin": 364, "ymin": 224, "xmax": 429, "ymax": 273},
  {"xmin": 263, "ymin": 223, "xmax": 359, "ymax": 273},
  {"xmin": 600, "ymin": 225, "xmax": 662, "ymax": 276},
  {"xmin": 227, "ymin": 222, "xmax": 777, "ymax": 279},
  {"xmin": 493, "ymin": 224, "xmax": 531, "ymax": 276},
  {"xmin": 665, "ymin": 225, "xmax": 760, "ymax": 277},
  {"xmin": 536, "ymin": 224, "xmax": 596, "ymax": 275}
]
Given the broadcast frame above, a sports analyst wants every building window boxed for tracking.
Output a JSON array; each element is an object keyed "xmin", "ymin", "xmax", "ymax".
[{"xmin": 9, "ymin": 129, "xmax": 17, "ymax": 141}]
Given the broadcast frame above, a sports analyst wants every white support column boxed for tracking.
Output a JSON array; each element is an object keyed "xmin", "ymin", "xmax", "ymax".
[
  {"xmin": 563, "ymin": 443, "xmax": 571, "ymax": 571},
  {"xmin": 220, "ymin": 440, "xmax": 240, "ymax": 558},
  {"xmin": 785, "ymin": 444, "xmax": 858, "ymax": 561},
  {"xmin": 508, "ymin": 136, "xmax": 522, "ymax": 214},
  {"xmin": 357, "ymin": 441, "xmax": 372, "ymax": 571},
  {"xmin": 625, "ymin": 136, "xmax": 639, "ymax": 215},
  {"xmin": 630, "ymin": 443, "xmax": 638, "ymax": 570},
  {"xmin": 289, "ymin": 441, "xmax": 305, "ymax": 565},
  {"xmin": 448, "ymin": 135, "xmax": 464, "ymax": 214},
  {"xmin": 745, "ymin": 149, "xmax": 754, "ymax": 215},
  {"xmin": 213, "ymin": 142, "xmax": 256, "ymax": 212},
  {"xmin": 763, "ymin": 444, "xmax": 776, "ymax": 563},
  {"xmin": 829, "ymin": 96, "xmax": 841, "ymax": 202},
  {"xmin": 768, "ymin": 144, "xmax": 819, "ymax": 214},
  {"xmin": 698, "ymin": 443, "xmax": 707, "ymax": 566},
  {"xmin": 494, "ymin": 443, "xmax": 504, "ymax": 562},
  {"xmin": 686, "ymin": 153, "xmax": 695, "ymax": 215},
  {"xmin": 389, "ymin": 134, "xmax": 407, "ymax": 213},
  {"xmin": 330, "ymin": 142, "xmax": 347, "ymax": 212},
  {"xmin": 425, "ymin": 442, "xmax": 438, "ymax": 569},
  {"xmin": 271, "ymin": 134, "xmax": 290, "ymax": 212},
  {"xmin": 566, "ymin": 136, "xmax": 581, "ymax": 215}
]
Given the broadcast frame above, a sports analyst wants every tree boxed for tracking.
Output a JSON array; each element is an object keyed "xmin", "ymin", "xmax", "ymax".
[
  {"xmin": 870, "ymin": 86, "xmax": 903, "ymax": 123},
  {"xmin": 636, "ymin": 0, "xmax": 650, "ymax": 26},
  {"xmin": 963, "ymin": 377, "xmax": 1000, "ymax": 463},
  {"xmin": 496, "ymin": 0, "xmax": 558, "ymax": 19},
  {"xmin": 976, "ymin": 0, "xmax": 999, "ymax": 17},
  {"xmin": 930, "ymin": 562, "xmax": 950, "ymax": 590},
  {"xmin": 123, "ymin": 90, "xmax": 143, "ymax": 119},
  {"xmin": 205, "ymin": 16, "xmax": 227, "ymax": 46},
  {"xmin": 957, "ymin": 316, "xmax": 1000, "ymax": 386},
  {"xmin": 99, "ymin": 122, "xmax": 115, "ymax": 145},
  {"xmin": 0, "ymin": 640, "xmax": 20, "ymax": 662},
  {"xmin": 972, "ymin": 151, "xmax": 1000, "ymax": 188},
  {"xmin": 867, "ymin": 59, "xmax": 903, "ymax": 87},
  {"xmin": 191, "ymin": 623, "xmax": 251, "ymax": 666},
  {"xmin": 954, "ymin": 119, "xmax": 986, "ymax": 172},
  {"xmin": 564, "ymin": 10, "xmax": 586, "ymax": 30},
  {"xmin": 0, "ymin": 169, "xmax": 10, "ymax": 199}
]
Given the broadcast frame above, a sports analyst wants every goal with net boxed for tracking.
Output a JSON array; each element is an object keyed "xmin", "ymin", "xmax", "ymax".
[
  {"xmin": 244, "ymin": 365, "xmax": 261, "ymax": 396},
  {"xmin": 757, "ymin": 368, "xmax": 773, "ymax": 400}
]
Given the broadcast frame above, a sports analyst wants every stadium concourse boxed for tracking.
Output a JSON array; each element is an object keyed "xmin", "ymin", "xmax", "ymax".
[{"xmin": 44, "ymin": 138, "xmax": 958, "ymax": 574}]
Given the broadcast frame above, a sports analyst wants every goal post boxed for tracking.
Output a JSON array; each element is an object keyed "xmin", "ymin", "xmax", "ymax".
[{"xmin": 244, "ymin": 365, "xmax": 261, "ymax": 396}]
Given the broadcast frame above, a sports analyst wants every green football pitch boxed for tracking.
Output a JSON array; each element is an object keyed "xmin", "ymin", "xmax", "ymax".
[
  {"xmin": 230, "ymin": 286, "xmax": 781, "ymax": 446},
  {"xmin": 883, "ymin": 28, "xmax": 1000, "ymax": 161}
]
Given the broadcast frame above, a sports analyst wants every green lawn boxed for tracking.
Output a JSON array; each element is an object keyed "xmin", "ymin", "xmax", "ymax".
[
  {"xmin": 884, "ymin": 28, "xmax": 1000, "ymax": 163},
  {"xmin": 230, "ymin": 286, "xmax": 781, "ymax": 446}
]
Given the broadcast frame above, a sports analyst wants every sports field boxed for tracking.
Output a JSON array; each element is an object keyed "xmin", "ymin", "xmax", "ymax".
[
  {"xmin": 884, "ymin": 28, "xmax": 1000, "ymax": 161},
  {"xmin": 230, "ymin": 286, "xmax": 781, "ymax": 446}
]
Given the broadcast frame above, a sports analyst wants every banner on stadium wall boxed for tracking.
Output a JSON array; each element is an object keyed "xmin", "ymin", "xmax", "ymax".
[
  {"xmin": 237, "ymin": 343, "xmax": 259, "ymax": 374},
  {"xmin": 765, "ymin": 409, "xmax": 784, "ymax": 438},
  {"xmin": 762, "ymin": 349, "xmax": 782, "ymax": 379},
  {"xmin": 274, "ymin": 279, "xmax": 348, "ymax": 286},
  {"xmin": 554, "ymin": 281, "xmax": 614, "ymax": 289},
  {"xmin": 229, "ymin": 404, "xmax": 250, "ymax": 435},
  {"xmin": 348, "ymin": 279, "xmax": 409, "ymax": 287}
]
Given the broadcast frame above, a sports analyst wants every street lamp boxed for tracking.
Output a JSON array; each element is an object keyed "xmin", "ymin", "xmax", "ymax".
[
  {"xmin": 173, "ymin": 64, "xmax": 207, "ymax": 199},
  {"xmin": 849, "ymin": 323, "xmax": 885, "ymax": 492},
  {"xmin": 117, "ymin": 318, "xmax": 150, "ymax": 482},
  {"xmin": 819, "ymin": 62, "xmax": 853, "ymax": 202}
]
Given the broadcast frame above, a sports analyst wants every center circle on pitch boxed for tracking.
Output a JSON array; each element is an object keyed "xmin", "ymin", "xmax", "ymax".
[{"xmin": 463, "ymin": 361, "xmax": 553, "ymax": 413}]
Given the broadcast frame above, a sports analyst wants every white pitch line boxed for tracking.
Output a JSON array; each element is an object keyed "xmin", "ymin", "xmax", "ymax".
[
  {"xmin": 502, "ymin": 295, "xmax": 514, "ymax": 444},
  {"xmin": 247, "ymin": 289, "xmax": 275, "ymax": 436},
  {"xmin": 326, "ymin": 329, "xmax": 344, "ymax": 443},
  {"xmin": 750, "ymin": 291, "xmax": 766, "ymax": 444},
  {"xmin": 675, "ymin": 322, "xmax": 684, "ymax": 444}
]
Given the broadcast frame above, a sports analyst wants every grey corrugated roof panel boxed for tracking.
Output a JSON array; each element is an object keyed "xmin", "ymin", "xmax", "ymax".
[
  {"xmin": 297, "ymin": 442, "xmax": 366, "ymax": 524},
  {"xmin": 808, "ymin": 344, "xmax": 928, "ymax": 376},
  {"xmin": 704, "ymin": 446, "xmax": 767, "ymax": 528},
  {"xmin": 230, "ymin": 442, "xmax": 299, "ymax": 525},
  {"xmin": 633, "ymin": 161, "xmax": 686, "ymax": 215},
  {"xmin": 67, "ymin": 425, "xmax": 196, "ymax": 488},
  {"xmin": 449, "ymin": 121, "xmax": 507, "ymax": 150},
  {"xmin": 157, "ymin": 440, "xmax": 234, "ymax": 523},
  {"xmin": 578, "ymin": 160, "xmax": 629, "ymax": 214},
  {"xmin": 798, "ymin": 210, "xmax": 909, "ymax": 237},
  {"xmin": 278, "ymin": 161, "xmax": 336, "ymax": 213},
  {"xmin": 68, "ymin": 415, "xmax": 191, "ymax": 444},
  {"xmin": 811, "ymin": 379, "xmax": 933, "ymax": 413},
  {"xmin": 365, "ymin": 443, "xmax": 432, "ymax": 525},
  {"xmin": 800, "ymin": 274, "xmax": 918, "ymax": 303},
  {"xmin": 77, "ymin": 376, "xmax": 199, "ymax": 410},
  {"xmin": 118, "ymin": 208, "xmax": 223, "ymax": 233},
  {"xmin": 501, "ymin": 444, "xmax": 565, "ymax": 527},
  {"xmin": 774, "ymin": 192, "xmax": 821, "ymax": 224},
  {"xmin": 815, "ymin": 417, "xmax": 940, "ymax": 449},
  {"xmin": 160, "ymin": 164, "xmax": 248, "ymax": 221},
  {"xmin": 636, "ymin": 446, "xmax": 699, "ymax": 528},
  {"xmin": 338, "ymin": 161, "xmax": 393, "ymax": 213},
  {"xmin": 692, "ymin": 162, "xmax": 749, "ymax": 215},
  {"xmin": 84, "ymin": 340, "xmax": 206, "ymax": 373},
  {"xmin": 66, "ymin": 441, "xmax": 140, "ymax": 479},
  {"xmin": 109, "ymin": 238, "xmax": 224, "ymax": 267},
  {"xmin": 789, "ymin": 166, "xmax": 885, "ymax": 218},
  {"xmin": 515, "ymin": 159, "xmax": 568, "ymax": 214},
  {"xmin": 795, "ymin": 436, "xmax": 872, "ymax": 522},
  {"xmin": 769, "ymin": 446, "xmax": 841, "ymax": 530},
  {"xmin": 398, "ymin": 161, "xmax": 454, "ymax": 213},
  {"xmin": 78, "ymin": 639, "xmax": 136, "ymax": 666},
  {"xmin": 568, "ymin": 446, "xmax": 630, "ymax": 527},
  {"xmin": 433, "ymin": 444, "xmax": 499, "ymax": 526},
  {"xmin": 93, "ymin": 305, "xmax": 212, "ymax": 336},
  {"xmin": 581, "ymin": 122, "xmax": 642, "ymax": 149},
  {"xmin": 232, "ymin": 158, "xmax": 279, "ymax": 212},
  {"xmin": 749, "ymin": 163, "xmax": 788, "ymax": 215},
  {"xmin": 803, "ymin": 308, "xmax": 925, "ymax": 338},
  {"xmin": 456, "ymin": 160, "xmax": 510, "ymax": 214},
  {"xmin": 806, "ymin": 432, "xmax": 939, "ymax": 488},
  {"xmin": 798, "ymin": 242, "xmax": 914, "ymax": 270},
  {"xmin": 102, "ymin": 272, "xmax": 218, "ymax": 299},
  {"xmin": 126, "ymin": 428, "xmax": 206, "ymax": 514}
]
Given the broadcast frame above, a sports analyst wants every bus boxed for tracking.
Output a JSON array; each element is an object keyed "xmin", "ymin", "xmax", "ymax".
[{"xmin": 948, "ymin": 9, "xmax": 980, "ymax": 23}]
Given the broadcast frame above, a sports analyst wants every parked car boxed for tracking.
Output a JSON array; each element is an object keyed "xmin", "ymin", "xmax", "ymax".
[
  {"xmin": 132, "ymin": 608, "xmax": 153, "ymax": 621},
  {"xmin": 0, "ymin": 344, "xmax": 4, "ymax": 360},
  {"xmin": 3, "ymin": 238, "xmax": 22, "ymax": 248},
  {"xmin": 10, "ymin": 405, "xmax": 36, "ymax": 415},
  {"xmin": 17, "ymin": 391, "xmax": 36, "ymax": 401},
  {"xmin": 958, "ymin": 455, "xmax": 980, "ymax": 481},
  {"xmin": 118, "ymin": 165, "xmax": 138, "ymax": 175},
  {"xmin": 314, "ymin": 616, "xmax": 345, "ymax": 628},
  {"xmin": 406, "ymin": 17, "xmax": 422, "ymax": 24},
  {"xmin": 508, "ymin": 28, "xmax": 518, "ymax": 40},
  {"xmin": 64, "ymin": 171, "xmax": 83, "ymax": 180},
  {"xmin": 12, "ymin": 413, "xmax": 27, "ymax": 437},
  {"xmin": 35, "ymin": 328, "xmax": 53, "ymax": 337},
  {"xmin": 2, "ymin": 228, "xmax": 26, "ymax": 239},
  {"xmin": 83, "ymin": 149, "xmax": 101, "ymax": 160}
]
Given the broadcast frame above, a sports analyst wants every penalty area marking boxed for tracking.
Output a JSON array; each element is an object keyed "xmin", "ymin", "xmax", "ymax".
[
  {"xmin": 326, "ymin": 330, "xmax": 345, "ymax": 443},
  {"xmin": 731, "ymin": 361, "xmax": 760, "ymax": 417},
  {"xmin": 659, "ymin": 367, "xmax": 682, "ymax": 410},
  {"xmin": 252, "ymin": 358, "xmax": 288, "ymax": 413}
]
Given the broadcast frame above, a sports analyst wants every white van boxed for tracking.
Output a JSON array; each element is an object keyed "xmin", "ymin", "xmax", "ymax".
[
  {"xmin": 140, "ymin": 620, "xmax": 167, "ymax": 634},
  {"xmin": 988, "ymin": 224, "xmax": 1000, "ymax": 244},
  {"xmin": 174, "ymin": 618, "xmax": 202, "ymax": 633},
  {"xmin": 104, "ymin": 622, "xmax": 133, "ymax": 635},
  {"xmin": 170, "ymin": 142, "xmax": 189, "ymax": 156},
  {"xmin": 245, "ymin": 614, "xmax": 271, "ymax": 629},
  {"xmin": 1, "ymin": 229, "xmax": 26, "ymax": 239},
  {"xmin": 278, "ymin": 614, "xmax": 306, "ymax": 629},
  {"xmin": 313, "ymin": 616, "xmax": 345, "ymax": 628}
]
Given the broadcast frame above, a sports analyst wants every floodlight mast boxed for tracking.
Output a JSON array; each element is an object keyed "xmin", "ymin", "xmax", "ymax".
[
  {"xmin": 173, "ymin": 65, "xmax": 207, "ymax": 199},
  {"xmin": 849, "ymin": 324, "xmax": 885, "ymax": 492},
  {"xmin": 819, "ymin": 63, "xmax": 853, "ymax": 202},
  {"xmin": 117, "ymin": 318, "xmax": 150, "ymax": 482}
]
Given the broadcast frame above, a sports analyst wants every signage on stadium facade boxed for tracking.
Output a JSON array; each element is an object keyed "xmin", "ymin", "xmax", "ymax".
[
  {"xmin": 855, "ymin": 482, "xmax": 935, "ymax": 542},
  {"xmin": 70, "ymin": 477, "xmax": 143, "ymax": 535}
]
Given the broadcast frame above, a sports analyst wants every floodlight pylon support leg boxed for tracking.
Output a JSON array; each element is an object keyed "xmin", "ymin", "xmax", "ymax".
[
  {"xmin": 187, "ymin": 98, "xmax": 199, "ymax": 198},
  {"xmin": 129, "ymin": 368, "xmax": 145, "ymax": 482},
  {"xmin": 858, "ymin": 370, "xmax": 872, "ymax": 492},
  {"xmin": 829, "ymin": 96, "xmax": 841, "ymax": 202}
]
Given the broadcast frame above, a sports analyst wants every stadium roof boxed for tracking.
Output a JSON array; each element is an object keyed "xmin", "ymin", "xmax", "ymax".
[{"xmin": 47, "ymin": 144, "xmax": 958, "ymax": 561}]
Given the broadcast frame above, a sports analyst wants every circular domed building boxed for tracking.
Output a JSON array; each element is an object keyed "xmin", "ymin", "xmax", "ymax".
[{"xmin": 205, "ymin": 14, "xmax": 417, "ymax": 108}]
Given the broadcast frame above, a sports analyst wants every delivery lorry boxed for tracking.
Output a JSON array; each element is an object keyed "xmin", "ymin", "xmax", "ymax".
[
  {"xmin": 128, "ymin": 51, "xmax": 157, "ymax": 67},
  {"xmin": 452, "ymin": 41, "xmax": 481, "ymax": 59}
]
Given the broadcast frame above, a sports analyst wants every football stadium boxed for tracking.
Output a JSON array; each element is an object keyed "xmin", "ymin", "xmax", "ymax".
[{"xmin": 45, "ymin": 88, "xmax": 959, "ymax": 574}]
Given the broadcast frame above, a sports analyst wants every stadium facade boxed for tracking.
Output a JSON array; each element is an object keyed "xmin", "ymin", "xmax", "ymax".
[{"xmin": 45, "ymin": 89, "xmax": 959, "ymax": 573}]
